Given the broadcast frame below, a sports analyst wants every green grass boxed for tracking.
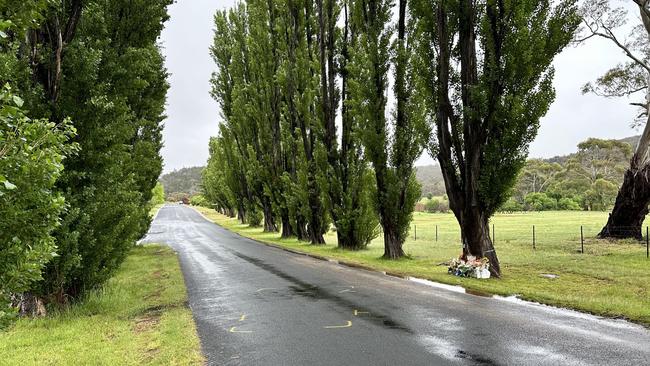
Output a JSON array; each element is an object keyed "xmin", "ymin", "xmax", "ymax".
[
  {"xmin": 0, "ymin": 245, "xmax": 204, "ymax": 365},
  {"xmin": 150, "ymin": 203, "xmax": 164, "ymax": 217},
  {"xmin": 195, "ymin": 207, "xmax": 650, "ymax": 326}
]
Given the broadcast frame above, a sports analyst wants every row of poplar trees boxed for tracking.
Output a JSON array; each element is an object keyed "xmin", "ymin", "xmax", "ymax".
[
  {"xmin": 1, "ymin": 0, "xmax": 171, "ymax": 325},
  {"xmin": 203, "ymin": 0, "xmax": 580, "ymax": 277}
]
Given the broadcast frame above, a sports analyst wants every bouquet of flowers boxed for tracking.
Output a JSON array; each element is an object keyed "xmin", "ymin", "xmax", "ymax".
[{"xmin": 448, "ymin": 255, "xmax": 491, "ymax": 279}]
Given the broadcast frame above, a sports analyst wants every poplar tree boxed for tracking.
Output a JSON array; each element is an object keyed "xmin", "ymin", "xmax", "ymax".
[
  {"xmin": 412, "ymin": 0, "xmax": 579, "ymax": 276},
  {"xmin": 348, "ymin": 0, "xmax": 426, "ymax": 258},
  {"xmin": 34, "ymin": 0, "xmax": 172, "ymax": 299}
]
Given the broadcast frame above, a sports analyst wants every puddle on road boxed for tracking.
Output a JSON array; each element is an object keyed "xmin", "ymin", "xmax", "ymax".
[
  {"xmin": 455, "ymin": 350, "xmax": 498, "ymax": 365},
  {"xmin": 465, "ymin": 289, "xmax": 492, "ymax": 297}
]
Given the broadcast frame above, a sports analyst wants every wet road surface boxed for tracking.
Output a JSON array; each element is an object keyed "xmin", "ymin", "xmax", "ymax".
[{"xmin": 141, "ymin": 204, "xmax": 650, "ymax": 365}]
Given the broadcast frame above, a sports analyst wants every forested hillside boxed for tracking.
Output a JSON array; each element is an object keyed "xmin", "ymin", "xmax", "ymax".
[
  {"xmin": 418, "ymin": 136, "xmax": 641, "ymax": 213},
  {"xmin": 159, "ymin": 167, "xmax": 203, "ymax": 199}
]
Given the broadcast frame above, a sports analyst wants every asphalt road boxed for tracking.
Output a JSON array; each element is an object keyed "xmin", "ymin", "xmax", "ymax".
[{"xmin": 141, "ymin": 204, "xmax": 650, "ymax": 366}]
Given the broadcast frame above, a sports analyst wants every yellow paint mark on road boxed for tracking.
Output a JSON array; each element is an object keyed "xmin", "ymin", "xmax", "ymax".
[
  {"xmin": 229, "ymin": 326, "xmax": 253, "ymax": 333},
  {"xmin": 354, "ymin": 310, "xmax": 370, "ymax": 316},
  {"xmin": 239, "ymin": 314, "xmax": 246, "ymax": 321},
  {"xmin": 324, "ymin": 321, "xmax": 352, "ymax": 329}
]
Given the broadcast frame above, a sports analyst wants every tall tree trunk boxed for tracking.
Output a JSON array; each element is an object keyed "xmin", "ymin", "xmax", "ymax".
[
  {"xmin": 296, "ymin": 214, "xmax": 309, "ymax": 241},
  {"xmin": 262, "ymin": 198, "xmax": 276, "ymax": 232},
  {"xmin": 599, "ymin": 107, "xmax": 650, "ymax": 240},
  {"xmin": 383, "ymin": 224, "xmax": 405, "ymax": 259},
  {"xmin": 307, "ymin": 164, "xmax": 326, "ymax": 244},
  {"xmin": 459, "ymin": 209, "xmax": 501, "ymax": 277},
  {"xmin": 281, "ymin": 209, "xmax": 294, "ymax": 238},
  {"xmin": 237, "ymin": 203, "xmax": 247, "ymax": 224},
  {"xmin": 598, "ymin": 157, "xmax": 650, "ymax": 240}
]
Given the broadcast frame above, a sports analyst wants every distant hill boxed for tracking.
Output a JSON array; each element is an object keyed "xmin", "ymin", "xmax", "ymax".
[
  {"xmin": 415, "ymin": 164, "xmax": 446, "ymax": 197},
  {"xmin": 168, "ymin": 135, "xmax": 640, "ymax": 200},
  {"xmin": 415, "ymin": 135, "xmax": 641, "ymax": 198},
  {"xmin": 545, "ymin": 135, "xmax": 640, "ymax": 165},
  {"xmin": 159, "ymin": 166, "xmax": 203, "ymax": 198}
]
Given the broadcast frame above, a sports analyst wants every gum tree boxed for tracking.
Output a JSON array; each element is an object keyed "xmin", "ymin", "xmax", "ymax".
[{"xmin": 580, "ymin": 0, "xmax": 650, "ymax": 240}]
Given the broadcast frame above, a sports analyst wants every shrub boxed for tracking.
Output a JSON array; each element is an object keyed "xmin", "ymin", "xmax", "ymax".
[
  {"xmin": 190, "ymin": 194, "xmax": 207, "ymax": 207},
  {"xmin": 150, "ymin": 182, "xmax": 165, "ymax": 205},
  {"xmin": 425, "ymin": 199, "xmax": 440, "ymax": 213},
  {"xmin": 558, "ymin": 197, "xmax": 581, "ymax": 211},
  {"xmin": 524, "ymin": 192, "xmax": 557, "ymax": 211},
  {"xmin": 0, "ymin": 87, "xmax": 76, "ymax": 326},
  {"xmin": 247, "ymin": 209, "xmax": 263, "ymax": 227},
  {"xmin": 499, "ymin": 198, "xmax": 523, "ymax": 212}
]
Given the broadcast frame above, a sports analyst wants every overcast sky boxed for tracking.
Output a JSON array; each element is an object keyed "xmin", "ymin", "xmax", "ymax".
[{"xmin": 159, "ymin": 0, "xmax": 642, "ymax": 173}]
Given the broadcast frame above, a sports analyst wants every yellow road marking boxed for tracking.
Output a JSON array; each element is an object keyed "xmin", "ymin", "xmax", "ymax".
[
  {"xmin": 229, "ymin": 326, "xmax": 253, "ymax": 333},
  {"xmin": 354, "ymin": 310, "xmax": 370, "ymax": 316},
  {"xmin": 239, "ymin": 314, "xmax": 246, "ymax": 321},
  {"xmin": 324, "ymin": 321, "xmax": 352, "ymax": 329}
]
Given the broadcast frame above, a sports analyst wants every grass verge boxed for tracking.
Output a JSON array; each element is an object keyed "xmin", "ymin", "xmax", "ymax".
[
  {"xmin": 194, "ymin": 206, "xmax": 650, "ymax": 327},
  {"xmin": 0, "ymin": 245, "xmax": 204, "ymax": 365}
]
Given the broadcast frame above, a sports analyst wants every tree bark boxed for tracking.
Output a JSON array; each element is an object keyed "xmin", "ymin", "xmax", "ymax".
[
  {"xmin": 383, "ymin": 225, "xmax": 405, "ymax": 259},
  {"xmin": 308, "ymin": 165, "xmax": 326, "ymax": 244},
  {"xmin": 599, "ymin": 98, "xmax": 650, "ymax": 240},
  {"xmin": 459, "ymin": 209, "xmax": 501, "ymax": 277},
  {"xmin": 30, "ymin": 0, "xmax": 84, "ymax": 108},
  {"xmin": 262, "ymin": 198, "xmax": 277, "ymax": 232},
  {"xmin": 296, "ymin": 214, "xmax": 309, "ymax": 241},
  {"xmin": 598, "ymin": 156, "xmax": 650, "ymax": 240},
  {"xmin": 281, "ymin": 209, "xmax": 294, "ymax": 238},
  {"xmin": 237, "ymin": 204, "xmax": 247, "ymax": 224}
]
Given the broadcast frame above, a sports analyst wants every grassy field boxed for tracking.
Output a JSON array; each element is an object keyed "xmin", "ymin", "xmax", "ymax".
[
  {"xmin": 0, "ymin": 245, "xmax": 204, "ymax": 365},
  {"xmin": 195, "ymin": 206, "xmax": 650, "ymax": 326}
]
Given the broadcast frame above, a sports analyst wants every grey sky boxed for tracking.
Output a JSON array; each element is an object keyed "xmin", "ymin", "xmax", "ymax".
[{"xmin": 160, "ymin": 1, "xmax": 641, "ymax": 173}]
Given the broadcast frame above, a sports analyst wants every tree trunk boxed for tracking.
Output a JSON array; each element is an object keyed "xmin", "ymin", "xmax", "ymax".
[
  {"xmin": 308, "ymin": 179, "xmax": 326, "ymax": 244},
  {"xmin": 11, "ymin": 293, "xmax": 47, "ymax": 318},
  {"xmin": 459, "ymin": 210, "xmax": 501, "ymax": 277},
  {"xmin": 262, "ymin": 198, "xmax": 277, "ymax": 232},
  {"xmin": 337, "ymin": 226, "xmax": 363, "ymax": 250},
  {"xmin": 598, "ymin": 158, "xmax": 650, "ymax": 240},
  {"xmin": 296, "ymin": 214, "xmax": 309, "ymax": 241},
  {"xmin": 237, "ymin": 204, "xmax": 246, "ymax": 224},
  {"xmin": 281, "ymin": 209, "xmax": 294, "ymax": 238},
  {"xmin": 383, "ymin": 225, "xmax": 405, "ymax": 259}
]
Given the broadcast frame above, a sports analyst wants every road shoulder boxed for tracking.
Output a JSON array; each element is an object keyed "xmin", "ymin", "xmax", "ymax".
[{"xmin": 0, "ymin": 244, "xmax": 205, "ymax": 365}]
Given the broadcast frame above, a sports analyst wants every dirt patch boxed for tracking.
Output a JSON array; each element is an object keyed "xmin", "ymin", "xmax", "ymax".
[
  {"xmin": 133, "ymin": 311, "xmax": 161, "ymax": 334},
  {"xmin": 151, "ymin": 270, "xmax": 170, "ymax": 280},
  {"xmin": 143, "ymin": 346, "xmax": 161, "ymax": 361},
  {"xmin": 144, "ymin": 288, "xmax": 162, "ymax": 301}
]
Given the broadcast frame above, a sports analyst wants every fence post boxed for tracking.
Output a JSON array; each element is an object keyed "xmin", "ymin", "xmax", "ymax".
[
  {"xmin": 533, "ymin": 225, "xmax": 536, "ymax": 250},
  {"xmin": 646, "ymin": 226, "xmax": 649, "ymax": 259},
  {"xmin": 414, "ymin": 225, "xmax": 417, "ymax": 241},
  {"xmin": 435, "ymin": 225, "xmax": 438, "ymax": 242},
  {"xmin": 580, "ymin": 225, "xmax": 584, "ymax": 254}
]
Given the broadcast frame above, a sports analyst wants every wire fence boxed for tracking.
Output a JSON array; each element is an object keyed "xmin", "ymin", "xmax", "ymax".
[{"xmin": 405, "ymin": 223, "xmax": 650, "ymax": 259}]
